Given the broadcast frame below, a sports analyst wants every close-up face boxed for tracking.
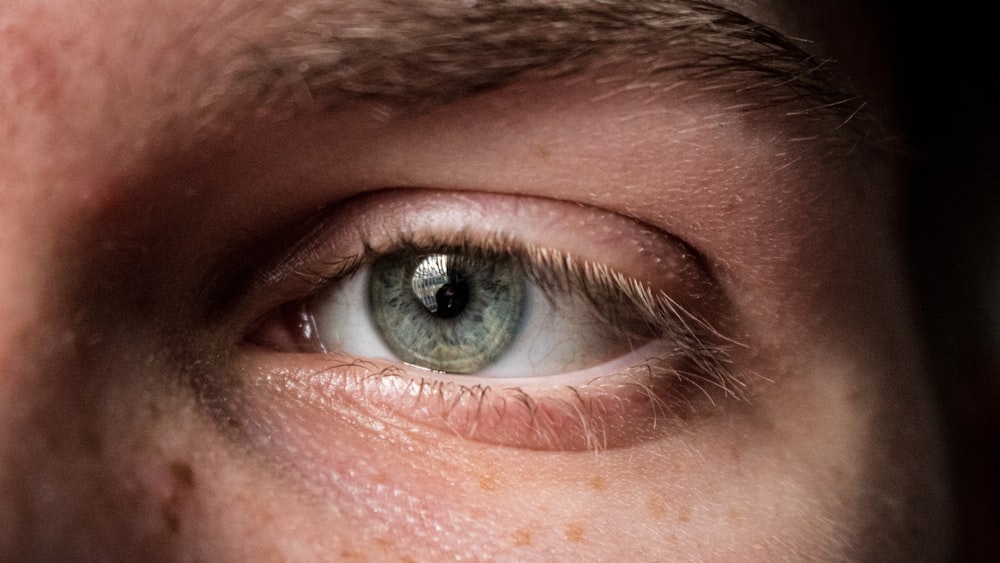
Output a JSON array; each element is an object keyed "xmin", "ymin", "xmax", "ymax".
[{"xmin": 0, "ymin": 1, "xmax": 958, "ymax": 561}]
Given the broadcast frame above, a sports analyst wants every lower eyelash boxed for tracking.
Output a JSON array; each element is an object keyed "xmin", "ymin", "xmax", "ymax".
[{"xmin": 284, "ymin": 348, "xmax": 744, "ymax": 452}]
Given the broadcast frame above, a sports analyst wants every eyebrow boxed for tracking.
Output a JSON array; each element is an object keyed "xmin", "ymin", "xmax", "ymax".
[{"xmin": 199, "ymin": 0, "xmax": 873, "ymax": 138}]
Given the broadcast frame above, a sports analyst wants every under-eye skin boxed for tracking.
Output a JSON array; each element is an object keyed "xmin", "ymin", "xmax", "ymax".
[{"xmin": 241, "ymin": 190, "xmax": 744, "ymax": 450}]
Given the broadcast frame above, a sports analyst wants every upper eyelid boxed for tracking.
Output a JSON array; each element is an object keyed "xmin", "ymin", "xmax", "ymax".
[{"xmin": 229, "ymin": 189, "xmax": 721, "ymax": 317}]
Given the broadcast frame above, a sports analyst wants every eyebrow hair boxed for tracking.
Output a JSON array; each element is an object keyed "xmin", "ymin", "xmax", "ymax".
[{"xmin": 200, "ymin": 0, "xmax": 874, "ymax": 139}]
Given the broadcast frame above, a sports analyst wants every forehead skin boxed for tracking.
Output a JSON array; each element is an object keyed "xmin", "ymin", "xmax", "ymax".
[{"xmin": 0, "ymin": 1, "xmax": 952, "ymax": 561}]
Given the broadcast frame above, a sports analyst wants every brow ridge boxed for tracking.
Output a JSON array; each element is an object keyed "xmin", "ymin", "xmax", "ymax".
[{"xmin": 198, "ymin": 0, "xmax": 873, "ymax": 139}]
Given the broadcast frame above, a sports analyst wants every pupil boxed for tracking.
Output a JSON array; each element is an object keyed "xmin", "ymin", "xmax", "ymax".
[{"xmin": 433, "ymin": 280, "xmax": 469, "ymax": 319}]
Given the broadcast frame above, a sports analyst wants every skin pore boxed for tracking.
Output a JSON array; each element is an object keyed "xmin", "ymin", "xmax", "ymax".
[{"xmin": 0, "ymin": 0, "xmax": 953, "ymax": 561}]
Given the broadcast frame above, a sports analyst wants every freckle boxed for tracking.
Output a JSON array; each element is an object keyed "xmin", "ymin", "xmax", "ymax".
[
  {"xmin": 513, "ymin": 528, "xmax": 532, "ymax": 546},
  {"xmin": 160, "ymin": 507, "xmax": 181, "ymax": 534},
  {"xmin": 159, "ymin": 461, "xmax": 195, "ymax": 534},
  {"xmin": 677, "ymin": 505, "xmax": 692, "ymax": 523},
  {"xmin": 532, "ymin": 145, "xmax": 551, "ymax": 159},
  {"xmin": 1, "ymin": 25, "xmax": 66, "ymax": 111},
  {"xmin": 758, "ymin": 415, "xmax": 777, "ymax": 433},
  {"xmin": 479, "ymin": 475, "xmax": 501, "ymax": 491},
  {"xmin": 728, "ymin": 507, "xmax": 745, "ymax": 522},
  {"xmin": 589, "ymin": 475, "xmax": 607, "ymax": 491},
  {"xmin": 170, "ymin": 462, "xmax": 195, "ymax": 490},
  {"xmin": 646, "ymin": 496, "xmax": 667, "ymax": 518},
  {"xmin": 565, "ymin": 523, "xmax": 586, "ymax": 543}
]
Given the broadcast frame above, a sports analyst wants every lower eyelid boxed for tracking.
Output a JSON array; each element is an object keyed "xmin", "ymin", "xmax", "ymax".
[{"xmin": 238, "ymin": 347, "xmax": 735, "ymax": 451}]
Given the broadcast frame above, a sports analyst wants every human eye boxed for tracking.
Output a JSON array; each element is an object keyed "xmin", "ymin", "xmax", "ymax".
[{"xmin": 240, "ymin": 189, "xmax": 739, "ymax": 451}]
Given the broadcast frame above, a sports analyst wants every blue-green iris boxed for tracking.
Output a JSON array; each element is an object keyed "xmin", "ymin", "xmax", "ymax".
[{"xmin": 369, "ymin": 252, "xmax": 526, "ymax": 373}]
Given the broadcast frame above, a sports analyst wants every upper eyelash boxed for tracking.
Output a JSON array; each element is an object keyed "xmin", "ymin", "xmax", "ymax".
[{"xmin": 291, "ymin": 229, "xmax": 744, "ymax": 401}]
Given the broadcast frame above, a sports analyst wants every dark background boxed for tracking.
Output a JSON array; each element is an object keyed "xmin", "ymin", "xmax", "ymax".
[{"xmin": 883, "ymin": 3, "xmax": 1000, "ymax": 559}]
